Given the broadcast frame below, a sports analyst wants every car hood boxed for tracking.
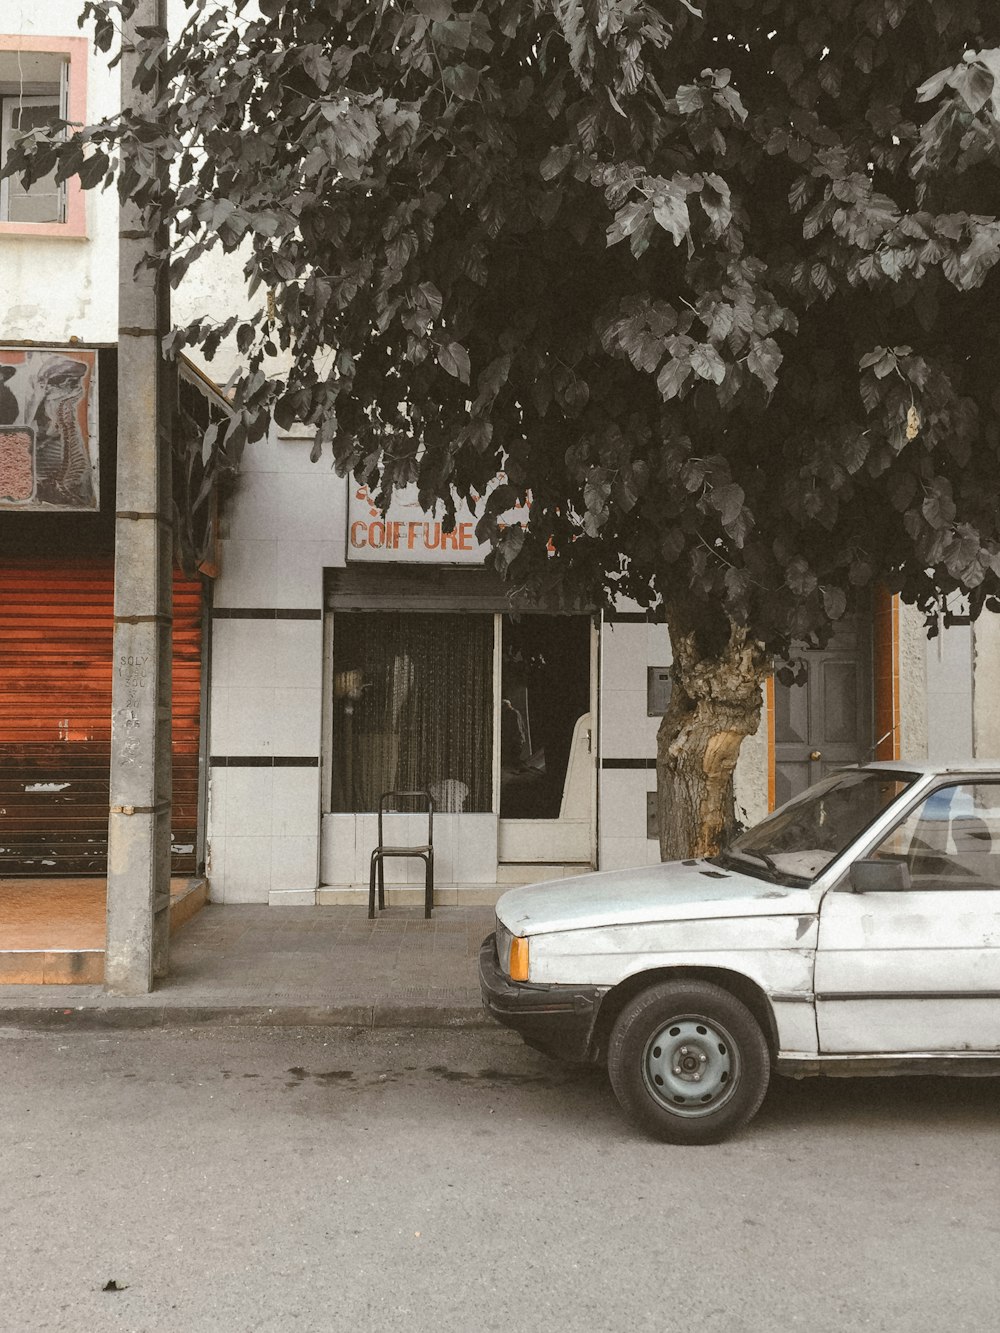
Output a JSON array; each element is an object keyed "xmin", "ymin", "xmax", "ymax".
[{"xmin": 496, "ymin": 860, "xmax": 821, "ymax": 936}]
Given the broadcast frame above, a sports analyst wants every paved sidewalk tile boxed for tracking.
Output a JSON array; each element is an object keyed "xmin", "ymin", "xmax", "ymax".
[{"xmin": 0, "ymin": 904, "xmax": 498, "ymax": 1032}]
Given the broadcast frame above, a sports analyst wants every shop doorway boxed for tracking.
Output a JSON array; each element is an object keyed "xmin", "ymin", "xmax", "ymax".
[
  {"xmin": 0, "ymin": 557, "xmax": 204, "ymax": 876},
  {"xmin": 322, "ymin": 584, "xmax": 598, "ymax": 884},
  {"xmin": 498, "ymin": 614, "xmax": 596, "ymax": 863}
]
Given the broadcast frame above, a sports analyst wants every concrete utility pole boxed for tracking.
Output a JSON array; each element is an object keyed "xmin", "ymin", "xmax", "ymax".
[{"xmin": 105, "ymin": 0, "xmax": 173, "ymax": 995}]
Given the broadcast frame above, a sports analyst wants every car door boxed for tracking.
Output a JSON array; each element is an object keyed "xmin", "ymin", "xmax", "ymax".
[{"xmin": 815, "ymin": 780, "xmax": 1000, "ymax": 1053}]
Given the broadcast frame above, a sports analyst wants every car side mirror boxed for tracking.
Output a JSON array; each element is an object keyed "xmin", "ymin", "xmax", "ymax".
[{"xmin": 849, "ymin": 859, "xmax": 911, "ymax": 893}]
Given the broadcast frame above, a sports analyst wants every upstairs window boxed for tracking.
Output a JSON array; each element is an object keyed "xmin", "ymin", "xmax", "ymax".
[
  {"xmin": 0, "ymin": 38, "xmax": 87, "ymax": 236},
  {"xmin": 1, "ymin": 96, "xmax": 64, "ymax": 223}
]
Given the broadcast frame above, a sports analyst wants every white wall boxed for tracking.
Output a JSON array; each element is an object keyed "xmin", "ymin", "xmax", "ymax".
[
  {"xmin": 925, "ymin": 619, "xmax": 974, "ymax": 762},
  {"xmin": 597, "ymin": 607, "xmax": 769, "ymax": 870},
  {"xmin": 974, "ymin": 612, "xmax": 1000, "ymax": 758},
  {"xmin": 16, "ymin": 9, "xmax": 975, "ymax": 894},
  {"xmin": 212, "ymin": 504, "xmax": 759, "ymax": 901},
  {"xmin": 734, "ymin": 701, "xmax": 769, "ymax": 828},
  {"xmin": 598, "ymin": 612, "xmax": 668, "ymax": 870},
  {"xmin": 2, "ymin": 1, "xmax": 262, "ymax": 384},
  {"xmin": 2, "ymin": 2, "xmax": 119, "ymax": 343},
  {"xmin": 206, "ymin": 428, "xmax": 346, "ymax": 903},
  {"xmin": 898, "ymin": 601, "xmax": 929, "ymax": 761}
]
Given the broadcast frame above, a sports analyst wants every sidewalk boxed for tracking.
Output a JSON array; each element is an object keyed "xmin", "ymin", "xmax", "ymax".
[{"xmin": 0, "ymin": 904, "xmax": 498, "ymax": 1032}]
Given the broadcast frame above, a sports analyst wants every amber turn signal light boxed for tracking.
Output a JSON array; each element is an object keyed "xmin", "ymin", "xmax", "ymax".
[{"xmin": 509, "ymin": 936, "xmax": 529, "ymax": 981}]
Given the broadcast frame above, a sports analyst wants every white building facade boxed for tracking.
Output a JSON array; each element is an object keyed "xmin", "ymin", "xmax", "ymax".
[
  {"xmin": 3, "ymin": 2, "xmax": 996, "ymax": 909},
  {"xmin": 203, "ymin": 426, "xmax": 989, "ymax": 908}
]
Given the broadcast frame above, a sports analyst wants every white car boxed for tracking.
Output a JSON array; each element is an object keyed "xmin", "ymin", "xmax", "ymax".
[{"xmin": 480, "ymin": 762, "xmax": 1000, "ymax": 1144}]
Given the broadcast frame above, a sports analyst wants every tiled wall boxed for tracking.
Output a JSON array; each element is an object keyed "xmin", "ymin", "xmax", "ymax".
[
  {"xmin": 206, "ymin": 431, "xmax": 345, "ymax": 903},
  {"xmin": 597, "ymin": 603, "xmax": 769, "ymax": 868},
  {"xmin": 598, "ymin": 611, "xmax": 671, "ymax": 870},
  {"xmin": 214, "ymin": 437, "xmax": 346, "ymax": 605},
  {"xmin": 320, "ymin": 813, "xmax": 498, "ymax": 891},
  {"xmin": 206, "ymin": 444, "xmax": 778, "ymax": 902}
]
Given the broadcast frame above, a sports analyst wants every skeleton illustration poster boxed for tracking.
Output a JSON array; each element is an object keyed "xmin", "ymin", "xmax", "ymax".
[{"xmin": 0, "ymin": 348, "xmax": 99, "ymax": 511}]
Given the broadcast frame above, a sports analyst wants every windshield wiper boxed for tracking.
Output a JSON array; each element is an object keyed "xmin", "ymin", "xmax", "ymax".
[{"xmin": 730, "ymin": 848, "xmax": 779, "ymax": 873}]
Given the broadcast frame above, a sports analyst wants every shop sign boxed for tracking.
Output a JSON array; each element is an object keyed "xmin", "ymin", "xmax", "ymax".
[
  {"xmin": 0, "ymin": 346, "xmax": 99, "ymax": 512},
  {"xmin": 348, "ymin": 479, "xmax": 526, "ymax": 564}
]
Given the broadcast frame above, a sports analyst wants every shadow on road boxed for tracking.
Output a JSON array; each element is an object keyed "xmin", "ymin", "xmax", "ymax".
[
  {"xmin": 462, "ymin": 1038, "xmax": 1000, "ymax": 1142},
  {"xmin": 754, "ymin": 1071, "xmax": 1000, "ymax": 1136}
]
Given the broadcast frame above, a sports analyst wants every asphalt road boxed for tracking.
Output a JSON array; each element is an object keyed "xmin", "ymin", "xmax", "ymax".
[{"xmin": 0, "ymin": 1026, "xmax": 997, "ymax": 1333}]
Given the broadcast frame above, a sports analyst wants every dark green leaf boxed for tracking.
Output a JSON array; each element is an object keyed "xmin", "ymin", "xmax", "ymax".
[
  {"xmin": 821, "ymin": 587, "xmax": 847, "ymax": 620},
  {"xmin": 443, "ymin": 63, "xmax": 481, "ymax": 100},
  {"xmin": 786, "ymin": 557, "xmax": 818, "ymax": 597},
  {"xmin": 651, "ymin": 192, "xmax": 690, "ymax": 245},
  {"xmin": 540, "ymin": 145, "xmax": 573, "ymax": 181},
  {"xmin": 496, "ymin": 523, "xmax": 526, "ymax": 570},
  {"xmin": 709, "ymin": 482, "xmax": 745, "ymax": 525},
  {"xmin": 657, "ymin": 359, "xmax": 692, "ymax": 401},
  {"xmin": 922, "ymin": 483, "xmax": 956, "ymax": 529},
  {"xmin": 689, "ymin": 344, "xmax": 726, "ymax": 384},
  {"xmin": 437, "ymin": 341, "xmax": 471, "ymax": 383},
  {"xmin": 417, "ymin": 281, "xmax": 443, "ymax": 319},
  {"xmin": 950, "ymin": 62, "xmax": 994, "ymax": 115},
  {"xmin": 746, "ymin": 339, "xmax": 782, "ymax": 392},
  {"xmin": 680, "ymin": 459, "xmax": 706, "ymax": 492}
]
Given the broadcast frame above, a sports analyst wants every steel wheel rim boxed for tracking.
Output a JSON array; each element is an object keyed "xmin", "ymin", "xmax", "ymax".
[{"xmin": 642, "ymin": 1014, "xmax": 741, "ymax": 1119}]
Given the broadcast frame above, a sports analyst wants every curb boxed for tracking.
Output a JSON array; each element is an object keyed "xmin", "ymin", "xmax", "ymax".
[{"xmin": 0, "ymin": 1001, "xmax": 494, "ymax": 1034}]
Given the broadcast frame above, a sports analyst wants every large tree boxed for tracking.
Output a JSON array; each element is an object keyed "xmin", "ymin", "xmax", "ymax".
[{"xmin": 10, "ymin": 0, "xmax": 1000, "ymax": 856}]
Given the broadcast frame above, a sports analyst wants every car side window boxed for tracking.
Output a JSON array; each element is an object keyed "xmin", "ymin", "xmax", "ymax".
[{"xmin": 869, "ymin": 782, "xmax": 1000, "ymax": 889}]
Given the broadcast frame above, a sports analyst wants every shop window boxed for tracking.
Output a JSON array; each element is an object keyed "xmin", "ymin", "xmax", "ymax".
[
  {"xmin": 330, "ymin": 612, "xmax": 494, "ymax": 813},
  {"xmin": 0, "ymin": 38, "xmax": 86, "ymax": 235}
]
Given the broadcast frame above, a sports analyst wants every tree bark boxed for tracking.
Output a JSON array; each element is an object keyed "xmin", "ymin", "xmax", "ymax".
[{"xmin": 656, "ymin": 597, "xmax": 768, "ymax": 861}]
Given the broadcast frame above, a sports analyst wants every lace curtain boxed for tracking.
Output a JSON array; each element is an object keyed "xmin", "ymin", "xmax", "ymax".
[{"xmin": 331, "ymin": 611, "xmax": 494, "ymax": 813}]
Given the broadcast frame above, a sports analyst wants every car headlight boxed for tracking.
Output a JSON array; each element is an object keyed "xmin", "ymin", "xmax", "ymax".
[
  {"xmin": 495, "ymin": 918, "xmax": 529, "ymax": 981},
  {"xmin": 495, "ymin": 918, "xmax": 513, "ymax": 973}
]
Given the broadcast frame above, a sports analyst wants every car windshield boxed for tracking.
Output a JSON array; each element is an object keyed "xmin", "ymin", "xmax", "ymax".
[{"xmin": 715, "ymin": 769, "xmax": 920, "ymax": 883}]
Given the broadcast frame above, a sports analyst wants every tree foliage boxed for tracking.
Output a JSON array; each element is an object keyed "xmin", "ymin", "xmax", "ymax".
[
  {"xmin": 7, "ymin": 0, "xmax": 1000, "ymax": 848},
  {"xmin": 9, "ymin": 0, "xmax": 1000, "ymax": 638}
]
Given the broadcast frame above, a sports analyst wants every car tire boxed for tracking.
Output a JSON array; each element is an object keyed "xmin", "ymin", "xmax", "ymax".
[{"xmin": 607, "ymin": 980, "xmax": 771, "ymax": 1145}]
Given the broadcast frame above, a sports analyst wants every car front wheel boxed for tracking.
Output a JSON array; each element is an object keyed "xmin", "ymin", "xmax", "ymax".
[{"xmin": 607, "ymin": 980, "xmax": 771, "ymax": 1145}]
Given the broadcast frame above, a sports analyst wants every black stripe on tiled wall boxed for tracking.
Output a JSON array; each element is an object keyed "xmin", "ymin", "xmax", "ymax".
[
  {"xmin": 603, "ymin": 610, "xmax": 666, "ymax": 624},
  {"xmin": 212, "ymin": 608, "xmax": 322, "ymax": 620},
  {"xmin": 210, "ymin": 756, "xmax": 320, "ymax": 767},
  {"xmin": 601, "ymin": 758, "xmax": 657, "ymax": 769}
]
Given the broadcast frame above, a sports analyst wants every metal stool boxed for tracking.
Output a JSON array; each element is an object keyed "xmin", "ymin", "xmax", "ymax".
[{"xmin": 368, "ymin": 789, "xmax": 435, "ymax": 919}]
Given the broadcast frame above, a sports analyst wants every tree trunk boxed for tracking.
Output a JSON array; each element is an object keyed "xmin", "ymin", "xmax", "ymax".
[{"xmin": 656, "ymin": 597, "xmax": 768, "ymax": 861}]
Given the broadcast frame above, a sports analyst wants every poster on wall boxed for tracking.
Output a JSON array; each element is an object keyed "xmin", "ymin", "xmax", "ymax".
[
  {"xmin": 0, "ymin": 347, "xmax": 99, "ymax": 512},
  {"xmin": 348, "ymin": 478, "xmax": 527, "ymax": 564}
]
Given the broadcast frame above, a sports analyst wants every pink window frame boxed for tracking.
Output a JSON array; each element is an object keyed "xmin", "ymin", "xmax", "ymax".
[{"xmin": 0, "ymin": 34, "xmax": 88, "ymax": 238}]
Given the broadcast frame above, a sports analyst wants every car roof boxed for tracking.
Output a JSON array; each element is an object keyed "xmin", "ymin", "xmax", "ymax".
[{"xmin": 859, "ymin": 759, "xmax": 1000, "ymax": 775}]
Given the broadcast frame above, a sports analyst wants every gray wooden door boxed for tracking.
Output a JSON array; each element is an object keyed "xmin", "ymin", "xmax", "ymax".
[{"xmin": 773, "ymin": 619, "xmax": 873, "ymax": 807}]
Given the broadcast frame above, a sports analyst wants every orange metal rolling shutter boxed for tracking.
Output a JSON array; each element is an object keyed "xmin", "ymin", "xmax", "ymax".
[{"xmin": 0, "ymin": 557, "xmax": 202, "ymax": 876}]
